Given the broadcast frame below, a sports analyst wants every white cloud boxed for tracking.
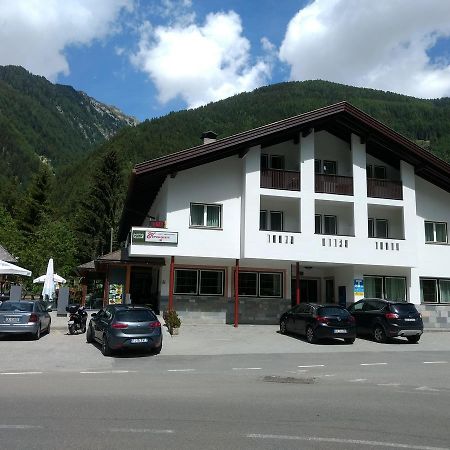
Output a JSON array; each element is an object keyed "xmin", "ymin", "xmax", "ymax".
[
  {"xmin": 279, "ymin": 0, "xmax": 450, "ymax": 98},
  {"xmin": 0, "ymin": 0, "xmax": 133, "ymax": 80},
  {"xmin": 131, "ymin": 10, "xmax": 272, "ymax": 108}
]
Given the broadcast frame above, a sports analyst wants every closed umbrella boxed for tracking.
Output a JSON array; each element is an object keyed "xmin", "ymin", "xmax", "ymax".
[{"xmin": 33, "ymin": 258, "xmax": 66, "ymax": 300}]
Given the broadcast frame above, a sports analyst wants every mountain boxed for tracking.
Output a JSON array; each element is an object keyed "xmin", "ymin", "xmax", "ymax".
[{"xmin": 0, "ymin": 65, "xmax": 137, "ymax": 204}]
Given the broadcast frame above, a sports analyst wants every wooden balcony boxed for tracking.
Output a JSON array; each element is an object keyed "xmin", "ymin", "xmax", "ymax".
[
  {"xmin": 260, "ymin": 169, "xmax": 300, "ymax": 191},
  {"xmin": 367, "ymin": 178, "xmax": 403, "ymax": 200},
  {"xmin": 315, "ymin": 174, "xmax": 353, "ymax": 195}
]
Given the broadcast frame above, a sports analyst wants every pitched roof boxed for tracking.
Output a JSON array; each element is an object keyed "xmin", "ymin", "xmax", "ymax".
[
  {"xmin": 119, "ymin": 101, "xmax": 450, "ymax": 240},
  {"xmin": 0, "ymin": 244, "xmax": 18, "ymax": 263}
]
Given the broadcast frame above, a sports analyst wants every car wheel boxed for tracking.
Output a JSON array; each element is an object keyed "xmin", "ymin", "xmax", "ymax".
[
  {"xmin": 344, "ymin": 338, "xmax": 355, "ymax": 344},
  {"xmin": 152, "ymin": 343, "xmax": 162, "ymax": 355},
  {"xmin": 407, "ymin": 335, "xmax": 420, "ymax": 344},
  {"xmin": 373, "ymin": 325, "xmax": 386, "ymax": 343},
  {"xmin": 280, "ymin": 319, "xmax": 287, "ymax": 335},
  {"xmin": 33, "ymin": 323, "xmax": 41, "ymax": 340},
  {"xmin": 68, "ymin": 324, "xmax": 75, "ymax": 335},
  {"xmin": 101, "ymin": 334, "xmax": 112, "ymax": 356},
  {"xmin": 86, "ymin": 324, "xmax": 94, "ymax": 343},
  {"xmin": 306, "ymin": 326, "xmax": 317, "ymax": 344}
]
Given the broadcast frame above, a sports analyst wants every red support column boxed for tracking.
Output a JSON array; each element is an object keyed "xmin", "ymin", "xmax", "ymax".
[
  {"xmin": 296, "ymin": 262, "xmax": 300, "ymax": 305},
  {"xmin": 234, "ymin": 259, "xmax": 239, "ymax": 328},
  {"xmin": 168, "ymin": 256, "xmax": 175, "ymax": 311}
]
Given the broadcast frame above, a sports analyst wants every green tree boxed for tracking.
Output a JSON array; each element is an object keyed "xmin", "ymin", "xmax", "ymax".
[
  {"xmin": 75, "ymin": 150, "xmax": 124, "ymax": 261},
  {"xmin": 0, "ymin": 206, "xmax": 24, "ymax": 258}
]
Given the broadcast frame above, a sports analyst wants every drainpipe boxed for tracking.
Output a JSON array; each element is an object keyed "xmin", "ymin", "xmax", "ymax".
[
  {"xmin": 234, "ymin": 259, "xmax": 239, "ymax": 327},
  {"xmin": 169, "ymin": 256, "xmax": 175, "ymax": 311},
  {"xmin": 296, "ymin": 262, "xmax": 300, "ymax": 305}
]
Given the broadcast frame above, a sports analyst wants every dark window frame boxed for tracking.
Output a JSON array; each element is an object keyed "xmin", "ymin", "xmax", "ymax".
[
  {"xmin": 174, "ymin": 268, "xmax": 225, "ymax": 296},
  {"xmin": 420, "ymin": 277, "xmax": 450, "ymax": 304}
]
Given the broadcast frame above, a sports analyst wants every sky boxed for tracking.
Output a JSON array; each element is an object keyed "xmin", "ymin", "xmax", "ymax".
[{"xmin": 1, "ymin": 0, "xmax": 450, "ymax": 122}]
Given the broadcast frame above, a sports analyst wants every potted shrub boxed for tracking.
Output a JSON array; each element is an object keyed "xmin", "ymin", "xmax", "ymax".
[{"xmin": 163, "ymin": 309, "xmax": 181, "ymax": 335}]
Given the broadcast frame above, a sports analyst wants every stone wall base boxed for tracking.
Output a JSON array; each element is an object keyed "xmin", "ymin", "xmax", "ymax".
[{"xmin": 417, "ymin": 304, "xmax": 450, "ymax": 329}]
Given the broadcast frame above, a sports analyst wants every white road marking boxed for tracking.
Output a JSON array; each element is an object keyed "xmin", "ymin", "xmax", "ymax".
[
  {"xmin": 246, "ymin": 433, "xmax": 449, "ymax": 449},
  {"xmin": 0, "ymin": 425, "xmax": 43, "ymax": 429},
  {"xmin": 232, "ymin": 367, "xmax": 262, "ymax": 370},
  {"xmin": 349, "ymin": 378, "xmax": 368, "ymax": 382},
  {"xmin": 416, "ymin": 386, "xmax": 441, "ymax": 392},
  {"xmin": 167, "ymin": 369, "xmax": 195, "ymax": 372},
  {"xmin": 377, "ymin": 383, "xmax": 401, "ymax": 387},
  {"xmin": 297, "ymin": 364, "xmax": 325, "ymax": 368},
  {"xmin": 80, "ymin": 370, "xmax": 136, "ymax": 374},
  {"xmin": 423, "ymin": 361, "xmax": 447, "ymax": 364},
  {"xmin": 109, "ymin": 428, "xmax": 174, "ymax": 434},
  {"xmin": 0, "ymin": 372, "xmax": 43, "ymax": 375},
  {"xmin": 360, "ymin": 363, "xmax": 387, "ymax": 366}
]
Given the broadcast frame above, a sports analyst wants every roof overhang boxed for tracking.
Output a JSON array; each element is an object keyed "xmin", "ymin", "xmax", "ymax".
[{"xmin": 118, "ymin": 101, "xmax": 450, "ymax": 240}]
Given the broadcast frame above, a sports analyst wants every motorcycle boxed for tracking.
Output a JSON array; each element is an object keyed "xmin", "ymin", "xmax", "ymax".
[{"xmin": 66, "ymin": 304, "xmax": 88, "ymax": 334}]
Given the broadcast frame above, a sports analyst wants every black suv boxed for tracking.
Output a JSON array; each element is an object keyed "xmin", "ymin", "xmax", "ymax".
[
  {"xmin": 347, "ymin": 298, "xmax": 423, "ymax": 343},
  {"xmin": 280, "ymin": 303, "xmax": 356, "ymax": 344}
]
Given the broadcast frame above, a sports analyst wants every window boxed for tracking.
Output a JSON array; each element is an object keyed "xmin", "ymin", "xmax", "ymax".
[
  {"xmin": 174, "ymin": 269, "xmax": 224, "ymax": 296},
  {"xmin": 424, "ymin": 221, "xmax": 447, "ymax": 243},
  {"xmin": 238, "ymin": 271, "xmax": 282, "ymax": 298},
  {"xmin": 190, "ymin": 203, "xmax": 222, "ymax": 228},
  {"xmin": 324, "ymin": 215, "xmax": 337, "ymax": 235},
  {"xmin": 174, "ymin": 269, "xmax": 198, "ymax": 294},
  {"xmin": 364, "ymin": 276, "xmax": 406, "ymax": 301},
  {"xmin": 260, "ymin": 210, "xmax": 283, "ymax": 231},
  {"xmin": 259, "ymin": 273, "xmax": 282, "ymax": 297},
  {"xmin": 315, "ymin": 159, "xmax": 337, "ymax": 175},
  {"xmin": 315, "ymin": 214, "xmax": 322, "ymax": 234},
  {"xmin": 323, "ymin": 160, "xmax": 337, "ymax": 175},
  {"xmin": 368, "ymin": 218, "xmax": 389, "ymax": 238},
  {"xmin": 420, "ymin": 278, "xmax": 450, "ymax": 303},
  {"xmin": 261, "ymin": 154, "xmax": 284, "ymax": 170},
  {"xmin": 367, "ymin": 164, "xmax": 386, "ymax": 179},
  {"xmin": 315, "ymin": 215, "xmax": 338, "ymax": 235}
]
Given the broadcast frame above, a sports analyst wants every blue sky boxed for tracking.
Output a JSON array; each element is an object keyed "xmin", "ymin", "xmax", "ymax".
[{"xmin": 1, "ymin": 0, "xmax": 450, "ymax": 121}]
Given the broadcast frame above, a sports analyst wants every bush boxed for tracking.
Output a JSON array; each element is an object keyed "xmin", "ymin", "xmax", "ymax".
[{"xmin": 163, "ymin": 309, "xmax": 181, "ymax": 332}]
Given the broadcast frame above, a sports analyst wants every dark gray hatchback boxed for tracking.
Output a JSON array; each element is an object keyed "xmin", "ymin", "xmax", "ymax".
[
  {"xmin": 280, "ymin": 303, "xmax": 356, "ymax": 344},
  {"xmin": 86, "ymin": 305, "xmax": 162, "ymax": 356},
  {"xmin": 347, "ymin": 298, "xmax": 423, "ymax": 343}
]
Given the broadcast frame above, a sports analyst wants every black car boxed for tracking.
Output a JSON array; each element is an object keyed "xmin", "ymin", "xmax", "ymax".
[
  {"xmin": 86, "ymin": 305, "xmax": 162, "ymax": 356},
  {"xmin": 280, "ymin": 303, "xmax": 356, "ymax": 344},
  {"xmin": 347, "ymin": 298, "xmax": 423, "ymax": 343}
]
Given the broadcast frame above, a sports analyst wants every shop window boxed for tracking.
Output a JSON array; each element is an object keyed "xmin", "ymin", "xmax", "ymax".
[
  {"xmin": 238, "ymin": 271, "xmax": 282, "ymax": 298},
  {"xmin": 238, "ymin": 272, "xmax": 258, "ymax": 296},
  {"xmin": 199, "ymin": 270, "xmax": 224, "ymax": 296},
  {"xmin": 364, "ymin": 275, "xmax": 406, "ymax": 301},
  {"xmin": 259, "ymin": 273, "xmax": 282, "ymax": 297},
  {"xmin": 175, "ymin": 269, "xmax": 224, "ymax": 296},
  {"xmin": 420, "ymin": 278, "xmax": 450, "ymax": 303},
  {"xmin": 174, "ymin": 269, "xmax": 198, "ymax": 294}
]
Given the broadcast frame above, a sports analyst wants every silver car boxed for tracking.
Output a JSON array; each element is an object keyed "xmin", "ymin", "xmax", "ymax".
[{"xmin": 0, "ymin": 300, "xmax": 51, "ymax": 339}]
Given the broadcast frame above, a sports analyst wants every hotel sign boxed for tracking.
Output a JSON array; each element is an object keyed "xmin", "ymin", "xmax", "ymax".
[{"xmin": 132, "ymin": 229, "xmax": 178, "ymax": 244}]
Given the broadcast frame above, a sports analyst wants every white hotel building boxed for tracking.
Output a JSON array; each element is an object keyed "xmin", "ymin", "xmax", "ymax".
[{"xmin": 114, "ymin": 102, "xmax": 450, "ymax": 328}]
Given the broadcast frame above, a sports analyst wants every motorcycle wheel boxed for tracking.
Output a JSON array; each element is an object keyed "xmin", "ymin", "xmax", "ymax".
[{"xmin": 68, "ymin": 324, "xmax": 75, "ymax": 335}]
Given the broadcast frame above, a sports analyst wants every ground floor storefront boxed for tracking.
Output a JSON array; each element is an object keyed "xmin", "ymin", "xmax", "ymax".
[{"xmin": 77, "ymin": 252, "xmax": 450, "ymax": 328}]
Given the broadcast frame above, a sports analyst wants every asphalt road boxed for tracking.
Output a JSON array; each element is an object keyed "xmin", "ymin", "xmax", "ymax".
[{"xmin": 0, "ymin": 328, "xmax": 449, "ymax": 449}]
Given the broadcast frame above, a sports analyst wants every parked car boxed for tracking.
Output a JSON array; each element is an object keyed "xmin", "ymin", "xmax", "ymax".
[
  {"xmin": 280, "ymin": 303, "xmax": 356, "ymax": 344},
  {"xmin": 347, "ymin": 298, "xmax": 423, "ymax": 343},
  {"xmin": 86, "ymin": 305, "xmax": 162, "ymax": 356},
  {"xmin": 0, "ymin": 300, "xmax": 51, "ymax": 339}
]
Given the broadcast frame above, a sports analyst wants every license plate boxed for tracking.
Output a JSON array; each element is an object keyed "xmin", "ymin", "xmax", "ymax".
[
  {"xmin": 334, "ymin": 329, "xmax": 347, "ymax": 334},
  {"xmin": 5, "ymin": 317, "xmax": 20, "ymax": 323},
  {"xmin": 131, "ymin": 338, "xmax": 148, "ymax": 343},
  {"xmin": 404, "ymin": 318, "xmax": 416, "ymax": 322}
]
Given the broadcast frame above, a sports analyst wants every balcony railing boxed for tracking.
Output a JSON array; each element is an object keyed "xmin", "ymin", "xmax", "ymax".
[
  {"xmin": 367, "ymin": 178, "xmax": 403, "ymax": 200},
  {"xmin": 260, "ymin": 169, "xmax": 300, "ymax": 191},
  {"xmin": 315, "ymin": 174, "xmax": 353, "ymax": 195}
]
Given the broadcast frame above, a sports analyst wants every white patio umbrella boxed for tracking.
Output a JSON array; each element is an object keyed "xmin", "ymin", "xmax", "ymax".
[
  {"xmin": 32, "ymin": 258, "xmax": 66, "ymax": 299},
  {"xmin": 0, "ymin": 260, "xmax": 32, "ymax": 277}
]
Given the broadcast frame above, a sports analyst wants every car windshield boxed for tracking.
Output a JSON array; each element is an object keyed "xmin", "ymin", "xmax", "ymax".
[
  {"xmin": 318, "ymin": 307, "xmax": 350, "ymax": 317},
  {"xmin": 0, "ymin": 302, "xmax": 33, "ymax": 312},
  {"xmin": 115, "ymin": 309, "xmax": 156, "ymax": 322},
  {"xmin": 391, "ymin": 303, "xmax": 418, "ymax": 314}
]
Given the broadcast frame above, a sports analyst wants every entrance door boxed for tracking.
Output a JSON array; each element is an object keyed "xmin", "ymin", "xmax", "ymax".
[
  {"xmin": 291, "ymin": 279, "xmax": 319, "ymax": 305},
  {"xmin": 130, "ymin": 269, "xmax": 159, "ymax": 313}
]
